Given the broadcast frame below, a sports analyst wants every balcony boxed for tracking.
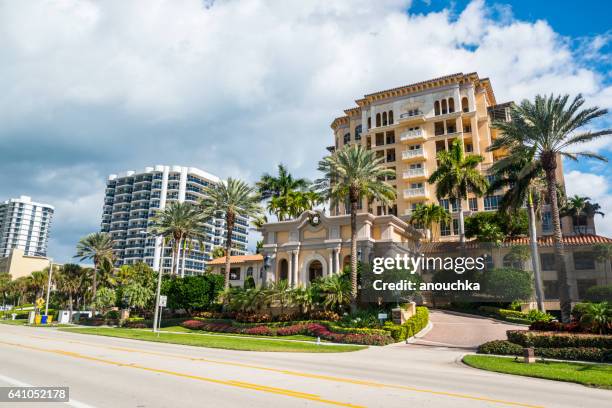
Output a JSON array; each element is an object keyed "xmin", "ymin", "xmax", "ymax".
[
  {"xmin": 403, "ymin": 187, "xmax": 428, "ymax": 199},
  {"xmin": 402, "ymin": 167, "xmax": 427, "ymax": 179},
  {"xmin": 400, "ymin": 128, "xmax": 425, "ymax": 142},
  {"xmin": 398, "ymin": 110, "xmax": 426, "ymax": 124},
  {"xmin": 401, "ymin": 148, "xmax": 426, "ymax": 161}
]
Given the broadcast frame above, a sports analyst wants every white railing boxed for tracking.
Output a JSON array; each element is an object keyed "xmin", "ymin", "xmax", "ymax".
[
  {"xmin": 403, "ymin": 168, "xmax": 426, "ymax": 179},
  {"xmin": 399, "ymin": 110, "xmax": 424, "ymax": 120},
  {"xmin": 402, "ymin": 148, "xmax": 425, "ymax": 160},
  {"xmin": 404, "ymin": 187, "xmax": 427, "ymax": 198},
  {"xmin": 400, "ymin": 129, "xmax": 424, "ymax": 141}
]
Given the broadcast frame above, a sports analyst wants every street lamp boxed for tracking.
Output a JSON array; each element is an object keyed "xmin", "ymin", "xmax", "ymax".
[{"xmin": 152, "ymin": 235, "xmax": 165, "ymax": 333}]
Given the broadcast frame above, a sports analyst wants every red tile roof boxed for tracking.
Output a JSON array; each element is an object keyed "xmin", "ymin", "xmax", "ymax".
[
  {"xmin": 208, "ymin": 254, "xmax": 263, "ymax": 265},
  {"xmin": 503, "ymin": 234, "xmax": 612, "ymax": 247}
]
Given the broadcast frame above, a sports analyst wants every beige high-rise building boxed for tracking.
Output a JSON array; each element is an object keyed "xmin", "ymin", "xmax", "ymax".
[{"xmin": 329, "ymin": 72, "xmax": 565, "ymax": 241}]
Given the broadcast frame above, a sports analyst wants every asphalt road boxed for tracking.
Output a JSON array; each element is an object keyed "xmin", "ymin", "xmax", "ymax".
[{"xmin": 0, "ymin": 324, "xmax": 609, "ymax": 408}]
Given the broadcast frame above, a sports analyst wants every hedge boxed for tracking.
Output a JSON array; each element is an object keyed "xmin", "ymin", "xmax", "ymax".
[
  {"xmin": 383, "ymin": 306, "xmax": 429, "ymax": 341},
  {"xmin": 506, "ymin": 330, "xmax": 612, "ymax": 349},
  {"xmin": 477, "ymin": 340, "xmax": 612, "ymax": 363}
]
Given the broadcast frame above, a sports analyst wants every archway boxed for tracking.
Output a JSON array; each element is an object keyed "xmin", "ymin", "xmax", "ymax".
[
  {"xmin": 308, "ymin": 260, "xmax": 323, "ymax": 282},
  {"xmin": 278, "ymin": 259, "xmax": 289, "ymax": 281}
]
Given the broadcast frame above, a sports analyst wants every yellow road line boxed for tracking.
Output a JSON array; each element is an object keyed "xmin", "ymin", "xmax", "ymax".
[
  {"xmin": 21, "ymin": 332, "xmax": 543, "ymax": 408},
  {"xmin": 0, "ymin": 340, "xmax": 363, "ymax": 408}
]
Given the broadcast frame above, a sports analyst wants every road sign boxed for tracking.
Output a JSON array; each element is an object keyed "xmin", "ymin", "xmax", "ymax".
[{"xmin": 159, "ymin": 295, "xmax": 167, "ymax": 307}]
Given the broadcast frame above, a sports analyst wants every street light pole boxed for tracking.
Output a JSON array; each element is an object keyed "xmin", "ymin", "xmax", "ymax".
[
  {"xmin": 152, "ymin": 237, "xmax": 165, "ymax": 333},
  {"xmin": 44, "ymin": 258, "xmax": 53, "ymax": 316}
]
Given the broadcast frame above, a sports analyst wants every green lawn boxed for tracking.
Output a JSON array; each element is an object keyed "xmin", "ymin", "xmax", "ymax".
[
  {"xmin": 0, "ymin": 319, "xmax": 72, "ymax": 328},
  {"xmin": 159, "ymin": 325, "xmax": 322, "ymax": 342},
  {"xmin": 463, "ymin": 355, "xmax": 612, "ymax": 389},
  {"xmin": 60, "ymin": 327, "xmax": 366, "ymax": 353}
]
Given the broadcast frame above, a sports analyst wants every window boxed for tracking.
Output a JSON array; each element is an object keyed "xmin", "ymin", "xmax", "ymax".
[
  {"xmin": 441, "ymin": 99, "xmax": 448, "ymax": 114},
  {"xmin": 503, "ymin": 253, "xmax": 522, "ymax": 269},
  {"xmin": 484, "ymin": 195, "xmax": 501, "ymax": 211},
  {"xmin": 540, "ymin": 253, "xmax": 555, "ymax": 270},
  {"xmin": 542, "ymin": 212, "xmax": 552, "ymax": 233},
  {"xmin": 343, "ymin": 133, "xmax": 350, "ymax": 144},
  {"xmin": 385, "ymin": 131, "xmax": 395, "ymax": 144},
  {"xmin": 440, "ymin": 221, "xmax": 451, "ymax": 236},
  {"xmin": 574, "ymin": 252, "xmax": 595, "ymax": 270},
  {"xmin": 448, "ymin": 98, "xmax": 455, "ymax": 113},
  {"xmin": 246, "ymin": 267, "xmax": 253, "ymax": 277},
  {"xmin": 376, "ymin": 113, "xmax": 381, "ymax": 127},
  {"xmin": 386, "ymin": 149, "xmax": 396, "ymax": 162},
  {"xmin": 434, "ymin": 101, "xmax": 440, "ymax": 116},
  {"xmin": 451, "ymin": 199, "xmax": 460, "ymax": 213},
  {"xmin": 452, "ymin": 219, "xmax": 459, "ymax": 235},
  {"xmin": 435, "ymin": 122, "xmax": 444, "ymax": 136},
  {"xmin": 382, "ymin": 112, "xmax": 388, "ymax": 126},
  {"xmin": 229, "ymin": 267, "xmax": 241, "ymax": 280},
  {"xmin": 465, "ymin": 143, "xmax": 473, "ymax": 153},
  {"xmin": 543, "ymin": 280, "xmax": 559, "ymax": 299},
  {"xmin": 388, "ymin": 110, "xmax": 394, "ymax": 124},
  {"xmin": 577, "ymin": 279, "xmax": 597, "ymax": 299},
  {"xmin": 439, "ymin": 199, "xmax": 449, "ymax": 211},
  {"xmin": 462, "ymin": 97, "xmax": 469, "ymax": 112},
  {"xmin": 376, "ymin": 133, "xmax": 385, "ymax": 146},
  {"xmin": 469, "ymin": 198, "xmax": 478, "ymax": 212},
  {"xmin": 355, "ymin": 125, "xmax": 362, "ymax": 141},
  {"xmin": 367, "ymin": 117, "xmax": 371, "ymax": 129}
]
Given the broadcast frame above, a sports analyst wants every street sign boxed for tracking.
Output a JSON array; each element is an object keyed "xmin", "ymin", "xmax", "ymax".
[
  {"xmin": 159, "ymin": 295, "xmax": 167, "ymax": 307},
  {"xmin": 378, "ymin": 313, "xmax": 388, "ymax": 320}
]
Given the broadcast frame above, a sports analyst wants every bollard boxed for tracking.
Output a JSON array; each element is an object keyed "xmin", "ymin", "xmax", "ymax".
[{"xmin": 523, "ymin": 347, "xmax": 535, "ymax": 363}]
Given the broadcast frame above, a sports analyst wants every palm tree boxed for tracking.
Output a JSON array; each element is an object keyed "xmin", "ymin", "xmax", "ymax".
[
  {"xmin": 317, "ymin": 144, "xmax": 396, "ymax": 311},
  {"xmin": 210, "ymin": 246, "xmax": 226, "ymax": 260},
  {"xmin": 562, "ymin": 195, "xmax": 604, "ymax": 234},
  {"xmin": 428, "ymin": 139, "xmax": 488, "ymax": 244},
  {"xmin": 318, "ymin": 274, "xmax": 351, "ymax": 313},
  {"xmin": 148, "ymin": 202, "xmax": 207, "ymax": 276},
  {"xmin": 409, "ymin": 203, "xmax": 451, "ymax": 241},
  {"xmin": 0, "ymin": 272, "xmax": 11, "ymax": 309},
  {"xmin": 257, "ymin": 164, "xmax": 310, "ymax": 200},
  {"xmin": 265, "ymin": 280, "xmax": 292, "ymax": 315},
  {"xmin": 28, "ymin": 271, "xmax": 48, "ymax": 301},
  {"xmin": 490, "ymin": 94, "xmax": 611, "ymax": 322},
  {"xmin": 56, "ymin": 264, "xmax": 83, "ymax": 321},
  {"xmin": 75, "ymin": 232, "xmax": 114, "ymax": 314},
  {"xmin": 489, "ymin": 148, "xmax": 547, "ymax": 311},
  {"xmin": 200, "ymin": 178, "xmax": 263, "ymax": 291}
]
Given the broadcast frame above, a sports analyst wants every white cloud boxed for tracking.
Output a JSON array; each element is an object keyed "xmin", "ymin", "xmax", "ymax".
[
  {"xmin": 564, "ymin": 170, "xmax": 612, "ymax": 236},
  {"xmin": 0, "ymin": 0, "xmax": 611, "ymax": 260}
]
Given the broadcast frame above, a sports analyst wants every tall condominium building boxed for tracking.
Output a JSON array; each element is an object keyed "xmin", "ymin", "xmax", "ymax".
[
  {"xmin": 330, "ymin": 72, "xmax": 565, "ymax": 241},
  {"xmin": 0, "ymin": 195, "xmax": 54, "ymax": 257},
  {"xmin": 101, "ymin": 165, "xmax": 249, "ymax": 275}
]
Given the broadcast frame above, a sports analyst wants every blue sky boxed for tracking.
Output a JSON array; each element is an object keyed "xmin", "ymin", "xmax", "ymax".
[{"xmin": 0, "ymin": 0, "xmax": 610, "ymax": 263}]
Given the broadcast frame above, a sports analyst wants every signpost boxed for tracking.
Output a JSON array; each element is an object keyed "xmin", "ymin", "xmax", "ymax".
[{"xmin": 156, "ymin": 295, "xmax": 167, "ymax": 334}]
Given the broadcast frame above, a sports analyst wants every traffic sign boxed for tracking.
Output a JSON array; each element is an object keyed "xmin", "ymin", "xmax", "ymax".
[{"xmin": 159, "ymin": 295, "xmax": 167, "ymax": 307}]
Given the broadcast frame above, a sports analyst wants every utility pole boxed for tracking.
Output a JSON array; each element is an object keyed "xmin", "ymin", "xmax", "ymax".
[{"xmin": 45, "ymin": 259, "xmax": 53, "ymax": 316}]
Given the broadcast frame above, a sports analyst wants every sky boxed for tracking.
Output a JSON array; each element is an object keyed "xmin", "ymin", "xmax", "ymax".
[{"xmin": 0, "ymin": 0, "xmax": 610, "ymax": 263}]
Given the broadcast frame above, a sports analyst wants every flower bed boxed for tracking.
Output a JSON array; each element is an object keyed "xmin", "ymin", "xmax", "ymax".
[
  {"xmin": 477, "ymin": 339, "xmax": 612, "ymax": 363},
  {"xmin": 507, "ymin": 330, "xmax": 612, "ymax": 349},
  {"xmin": 179, "ymin": 319, "xmax": 394, "ymax": 345}
]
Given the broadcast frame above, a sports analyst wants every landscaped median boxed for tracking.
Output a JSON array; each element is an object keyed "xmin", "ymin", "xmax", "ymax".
[
  {"xmin": 463, "ymin": 355, "xmax": 612, "ymax": 389},
  {"xmin": 59, "ymin": 327, "xmax": 367, "ymax": 353}
]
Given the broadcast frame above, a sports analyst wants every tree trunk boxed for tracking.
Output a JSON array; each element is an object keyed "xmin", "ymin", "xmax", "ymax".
[
  {"xmin": 458, "ymin": 198, "xmax": 465, "ymax": 244},
  {"xmin": 68, "ymin": 293, "xmax": 73, "ymax": 322},
  {"xmin": 181, "ymin": 243, "xmax": 187, "ymax": 278},
  {"xmin": 224, "ymin": 211, "xmax": 235, "ymax": 293},
  {"xmin": 542, "ymin": 152, "xmax": 571, "ymax": 322},
  {"xmin": 175, "ymin": 238, "xmax": 183, "ymax": 276},
  {"xmin": 91, "ymin": 264, "xmax": 98, "ymax": 316},
  {"xmin": 349, "ymin": 187, "xmax": 359, "ymax": 313},
  {"xmin": 527, "ymin": 199, "xmax": 545, "ymax": 312}
]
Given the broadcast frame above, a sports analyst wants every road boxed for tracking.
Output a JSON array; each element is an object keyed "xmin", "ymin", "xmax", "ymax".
[{"xmin": 0, "ymin": 324, "xmax": 609, "ymax": 408}]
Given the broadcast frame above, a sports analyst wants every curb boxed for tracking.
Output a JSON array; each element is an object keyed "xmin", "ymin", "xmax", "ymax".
[
  {"xmin": 436, "ymin": 309, "xmax": 529, "ymax": 327},
  {"xmin": 405, "ymin": 320, "xmax": 434, "ymax": 344}
]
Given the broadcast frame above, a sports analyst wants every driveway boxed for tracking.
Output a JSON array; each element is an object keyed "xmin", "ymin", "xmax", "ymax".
[{"xmin": 411, "ymin": 310, "xmax": 527, "ymax": 349}]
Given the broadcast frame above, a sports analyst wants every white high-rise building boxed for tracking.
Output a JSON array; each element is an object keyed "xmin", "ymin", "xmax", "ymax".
[
  {"xmin": 0, "ymin": 195, "xmax": 54, "ymax": 258},
  {"xmin": 101, "ymin": 165, "xmax": 249, "ymax": 275}
]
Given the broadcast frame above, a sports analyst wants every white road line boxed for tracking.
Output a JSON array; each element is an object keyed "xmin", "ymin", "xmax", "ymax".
[{"xmin": 0, "ymin": 373, "xmax": 98, "ymax": 408}]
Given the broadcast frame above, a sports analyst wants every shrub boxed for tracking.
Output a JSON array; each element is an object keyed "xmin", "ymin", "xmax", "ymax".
[
  {"xmin": 276, "ymin": 313, "xmax": 300, "ymax": 322},
  {"xmin": 478, "ymin": 340, "xmax": 523, "ymax": 355},
  {"xmin": 244, "ymin": 326, "xmax": 275, "ymax": 336},
  {"xmin": 182, "ymin": 319, "xmax": 205, "ymax": 330},
  {"xmin": 584, "ymin": 285, "xmax": 612, "ymax": 303},
  {"xmin": 507, "ymin": 330, "xmax": 612, "ymax": 349},
  {"xmin": 235, "ymin": 312, "xmax": 272, "ymax": 323},
  {"xmin": 308, "ymin": 310, "xmax": 340, "ymax": 321},
  {"xmin": 382, "ymin": 307, "xmax": 429, "ymax": 341},
  {"xmin": 105, "ymin": 310, "xmax": 120, "ymax": 320},
  {"xmin": 529, "ymin": 321, "xmax": 583, "ymax": 333},
  {"xmin": 277, "ymin": 324, "xmax": 309, "ymax": 336},
  {"xmin": 162, "ymin": 274, "xmax": 224, "ymax": 314},
  {"xmin": 536, "ymin": 347, "xmax": 611, "ymax": 363},
  {"xmin": 525, "ymin": 309, "xmax": 553, "ymax": 323}
]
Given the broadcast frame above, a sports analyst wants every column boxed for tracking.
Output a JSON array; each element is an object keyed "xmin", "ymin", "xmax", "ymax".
[
  {"xmin": 328, "ymin": 250, "xmax": 334, "ymax": 276},
  {"xmin": 288, "ymin": 252, "xmax": 293, "ymax": 286},
  {"xmin": 335, "ymin": 247, "xmax": 341, "ymax": 275},
  {"xmin": 293, "ymin": 250, "xmax": 300, "ymax": 286}
]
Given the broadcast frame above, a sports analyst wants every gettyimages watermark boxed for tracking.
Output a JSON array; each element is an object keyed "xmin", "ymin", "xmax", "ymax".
[{"xmin": 360, "ymin": 243, "xmax": 542, "ymax": 304}]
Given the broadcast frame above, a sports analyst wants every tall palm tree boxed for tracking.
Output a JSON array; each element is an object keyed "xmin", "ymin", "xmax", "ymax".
[
  {"xmin": 489, "ymin": 147, "xmax": 547, "ymax": 311},
  {"xmin": 200, "ymin": 178, "xmax": 263, "ymax": 291},
  {"xmin": 56, "ymin": 264, "xmax": 84, "ymax": 321},
  {"xmin": 428, "ymin": 139, "xmax": 488, "ymax": 243},
  {"xmin": 317, "ymin": 144, "xmax": 396, "ymax": 311},
  {"xmin": 148, "ymin": 202, "xmax": 207, "ymax": 276},
  {"xmin": 409, "ymin": 203, "xmax": 451, "ymax": 242},
  {"xmin": 490, "ymin": 93, "xmax": 611, "ymax": 322},
  {"xmin": 75, "ymin": 232, "xmax": 114, "ymax": 314},
  {"xmin": 28, "ymin": 271, "xmax": 48, "ymax": 302},
  {"xmin": 0, "ymin": 272, "xmax": 12, "ymax": 308},
  {"xmin": 257, "ymin": 164, "xmax": 310, "ymax": 200}
]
